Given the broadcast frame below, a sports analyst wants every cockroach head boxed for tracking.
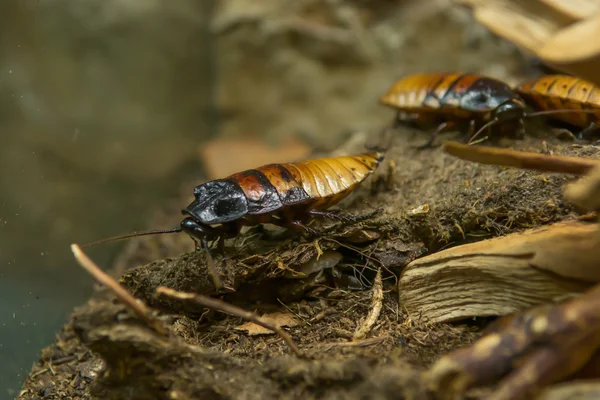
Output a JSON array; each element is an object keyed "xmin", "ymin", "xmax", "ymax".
[
  {"xmin": 181, "ymin": 179, "xmax": 248, "ymax": 226},
  {"xmin": 493, "ymin": 98, "xmax": 526, "ymax": 122}
]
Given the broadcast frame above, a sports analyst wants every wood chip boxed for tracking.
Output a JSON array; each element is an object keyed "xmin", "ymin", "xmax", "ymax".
[{"xmin": 399, "ymin": 221, "xmax": 600, "ymax": 323}]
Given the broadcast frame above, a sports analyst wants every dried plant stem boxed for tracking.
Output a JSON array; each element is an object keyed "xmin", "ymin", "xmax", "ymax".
[
  {"xmin": 353, "ymin": 268, "xmax": 383, "ymax": 339},
  {"xmin": 316, "ymin": 336, "xmax": 386, "ymax": 350},
  {"xmin": 443, "ymin": 141, "xmax": 599, "ymax": 175},
  {"xmin": 70, "ymin": 243, "xmax": 165, "ymax": 335},
  {"xmin": 155, "ymin": 286, "xmax": 303, "ymax": 357}
]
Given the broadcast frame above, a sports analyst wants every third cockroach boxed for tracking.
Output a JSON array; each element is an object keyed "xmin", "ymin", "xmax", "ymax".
[{"xmin": 515, "ymin": 74, "xmax": 600, "ymax": 139}]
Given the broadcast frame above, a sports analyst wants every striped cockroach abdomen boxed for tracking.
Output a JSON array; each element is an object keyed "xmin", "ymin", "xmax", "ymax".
[
  {"xmin": 516, "ymin": 75, "xmax": 600, "ymax": 128},
  {"xmin": 226, "ymin": 150, "xmax": 384, "ymax": 217}
]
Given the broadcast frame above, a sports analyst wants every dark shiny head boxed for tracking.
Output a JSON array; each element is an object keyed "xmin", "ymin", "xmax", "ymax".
[
  {"xmin": 180, "ymin": 217, "xmax": 215, "ymax": 241},
  {"xmin": 182, "ymin": 179, "xmax": 248, "ymax": 225},
  {"xmin": 492, "ymin": 99, "xmax": 526, "ymax": 122}
]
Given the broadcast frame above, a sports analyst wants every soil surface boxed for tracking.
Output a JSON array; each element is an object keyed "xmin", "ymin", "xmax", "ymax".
[{"xmin": 17, "ymin": 128, "xmax": 600, "ymax": 400}]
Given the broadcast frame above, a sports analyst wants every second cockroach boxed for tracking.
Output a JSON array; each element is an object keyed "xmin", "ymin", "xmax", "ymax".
[
  {"xmin": 379, "ymin": 72, "xmax": 527, "ymax": 148},
  {"xmin": 85, "ymin": 149, "xmax": 385, "ymax": 290}
]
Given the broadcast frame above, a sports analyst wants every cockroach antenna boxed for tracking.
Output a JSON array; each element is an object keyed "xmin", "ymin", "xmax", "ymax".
[
  {"xmin": 82, "ymin": 224, "xmax": 223, "ymax": 291},
  {"xmin": 81, "ymin": 227, "xmax": 183, "ymax": 248}
]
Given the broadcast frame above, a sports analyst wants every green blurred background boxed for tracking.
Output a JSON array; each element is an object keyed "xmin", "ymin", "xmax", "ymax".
[{"xmin": 1, "ymin": 1, "xmax": 532, "ymax": 398}]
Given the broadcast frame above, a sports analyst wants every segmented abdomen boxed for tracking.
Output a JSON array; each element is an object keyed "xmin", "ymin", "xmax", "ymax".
[
  {"xmin": 379, "ymin": 73, "xmax": 496, "ymax": 111},
  {"xmin": 227, "ymin": 151, "xmax": 384, "ymax": 215},
  {"xmin": 516, "ymin": 75, "xmax": 600, "ymax": 127}
]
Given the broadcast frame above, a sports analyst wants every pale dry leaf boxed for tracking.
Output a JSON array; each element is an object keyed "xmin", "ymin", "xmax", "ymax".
[{"xmin": 234, "ymin": 312, "xmax": 299, "ymax": 336}]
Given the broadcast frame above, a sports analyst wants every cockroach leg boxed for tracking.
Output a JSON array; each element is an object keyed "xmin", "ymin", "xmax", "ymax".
[
  {"xmin": 287, "ymin": 220, "xmax": 319, "ymax": 237},
  {"xmin": 269, "ymin": 216, "xmax": 319, "ymax": 238},
  {"xmin": 215, "ymin": 222, "xmax": 241, "ymax": 259},
  {"xmin": 552, "ymin": 128, "xmax": 577, "ymax": 141},
  {"xmin": 579, "ymin": 122, "xmax": 600, "ymax": 140},
  {"xmin": 516, "ymin": 117, "xmax": 526, "ymax": 139},
  {"xmin": 200, "ymin": 237, "xmax": 223, "ymax": 291},
  {"xmin": 417, "ymin": 120, "xmax": 457, "ymax": 150},
  {"xmin": 217, "ymin": 236, "xmax": 227, "ymax": 257}
]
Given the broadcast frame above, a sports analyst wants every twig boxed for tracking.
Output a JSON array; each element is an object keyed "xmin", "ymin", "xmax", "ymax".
[
  {"xmin": 443, "ymin": 141, "xmax": 599, "ymax": 175},
  {"xmin": 30, "ymin": 368, "xmax": 49, "ymax": 378},
  {"xmin": 277, "ymin": 298, "xmax": 311, "ymax": 326},
  {"xmin": 353, "ymin": 268, "xmax": 383, "ymax": 339},
  {"xmin": 315, "ymin": 336, "xmax": 386, "ymax": 350},
  {"xmin": 70, "ymin": 244, "xmax": 166, "ymax": 335},
  {"xmin": 155, "ymin": 286, "xmax": 304, "ymax": 357},
  {"xmin": 50, "ymin": 355, "xmax": 77, "ymax": 365}
]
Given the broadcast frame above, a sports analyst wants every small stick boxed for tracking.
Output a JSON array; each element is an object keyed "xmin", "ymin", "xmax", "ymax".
[
  {"xmin": 353, "ymin": 268, "xmax": 383, "ymax": 340},
  {"xmin": 70, "ymin": 244, "xmax": 166, "ymax": 335},
  {"xmin": 443, "ymin": 142, "xmax": 600, "ymax": 175},
  {"xmin": 316, "ymin": 336, "xmax": 386, "ymax": 350},
  {"xmin": 155, "ymin": 286, "xmax": 303, "ymax": 357}
]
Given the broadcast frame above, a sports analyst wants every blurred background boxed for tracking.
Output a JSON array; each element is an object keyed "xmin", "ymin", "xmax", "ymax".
[{"xmin": 0, "ymin": 0, "xmax": 534, "ymax": 398}]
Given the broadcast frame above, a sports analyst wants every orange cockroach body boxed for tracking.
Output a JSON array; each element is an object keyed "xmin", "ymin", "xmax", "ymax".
[
  {"xmin": 379, "ymin": 73, "xmax": 527, "ymax": 147},
  {"xmin": 516, "ymin": 75, "xmax": 600, "ymax": 138},
  {"xmin": 179, "ymin": 149, "xmax": 385, "ymax": 246}
]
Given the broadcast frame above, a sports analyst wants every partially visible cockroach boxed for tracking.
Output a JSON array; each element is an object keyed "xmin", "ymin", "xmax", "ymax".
[
  {"xmin": 379, "ymin": 72, "xmax": 528, "ymax": 148},
  {"xmin": 515, "ymin": 75, "xmax": 600, "ymax": 139},
  {"xmin": 84, "ymin": 149, "xmax": 385, "ymax": 291}
]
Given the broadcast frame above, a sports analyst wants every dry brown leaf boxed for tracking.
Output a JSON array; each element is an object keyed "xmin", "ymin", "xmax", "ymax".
[
  {"xmin": 459, "ymin": 0, "xmax": 600, "ymax": 85},
  {"xmin": 199, "ymin": 137, "xmax": 311, "ymax": 180},
  {"xmin": 426, "ymin": 282, "xmax": 600, "ymax": 399},
  {"xmin": 399, "ymin": 221, "xmax": 600, "ymax": 323},
  {"xmin": 234, "ymin": 312, "xmax": 299, "ymax": 336}
]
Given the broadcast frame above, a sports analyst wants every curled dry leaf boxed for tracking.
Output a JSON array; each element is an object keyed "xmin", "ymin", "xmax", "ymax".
[
  {"xmin": 235, "ymin": 312, "xmax": 299, "ymax": 336},
  {"xmin": 399, "ymin": 221, "xmax": 600, "ymax": 323},
  {"xmin": 460, "ymin": 0, "xmax": 600, "ymax": 84}
]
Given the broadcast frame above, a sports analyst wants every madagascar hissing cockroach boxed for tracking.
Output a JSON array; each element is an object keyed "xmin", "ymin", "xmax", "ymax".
[
  {"xmin": 84, "ymin": 149, "xmax": 385, "ymax": 290},
  {"xmin": 379, "ymin": 72, "xmax": 527, "ymax": 148},
  {"xmin": 515, "ymin": 75, "xmax": 600, "ymax": 139}
]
